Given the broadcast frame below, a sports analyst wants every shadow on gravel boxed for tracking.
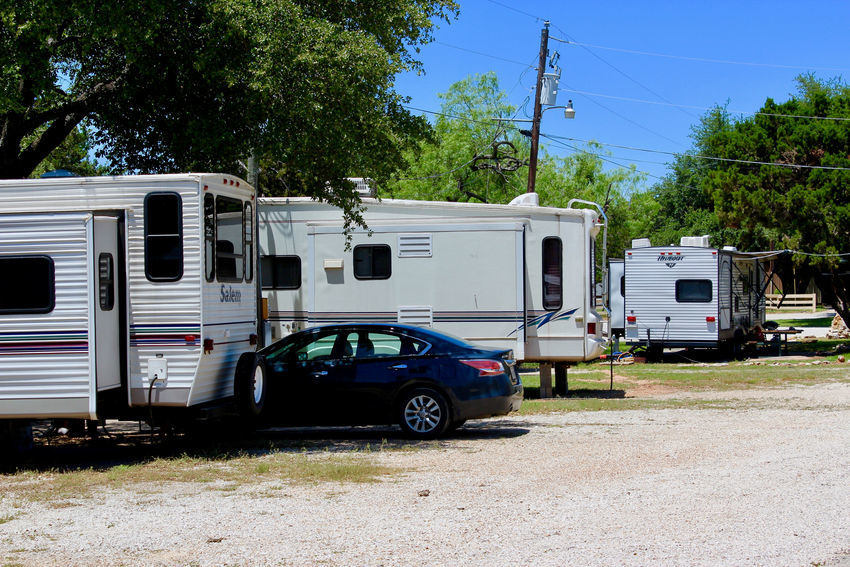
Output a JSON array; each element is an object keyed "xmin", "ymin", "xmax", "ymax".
[
  {"xmin": 2, "ymin": 418, "xmax": 531, "ymax": 474},
  {"xmin": 524, "ymin": 387, "xmax": 626, "ymax": 399}
]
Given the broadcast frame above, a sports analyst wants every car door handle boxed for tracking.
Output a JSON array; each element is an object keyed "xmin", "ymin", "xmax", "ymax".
[
  {"xmin": 389, "ymin": 364, "xmax": 407, "ymax": 370},
  {"xmin": 312, "ymin": 371, "xmax": 328, "ymax": 377}
]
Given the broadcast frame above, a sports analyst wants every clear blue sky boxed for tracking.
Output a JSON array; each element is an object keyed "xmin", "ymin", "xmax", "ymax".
[{"xmin": 394, "ymin": 0, "xmax": 850, "ymax": 189}]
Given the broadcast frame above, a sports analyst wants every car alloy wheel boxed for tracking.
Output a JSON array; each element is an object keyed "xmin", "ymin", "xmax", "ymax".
[{"xmin": 399, "ymin": 388, "xmax": 449, "ymax": 439}]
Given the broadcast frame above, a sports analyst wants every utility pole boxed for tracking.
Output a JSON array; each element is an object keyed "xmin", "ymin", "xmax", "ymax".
[{"xmin": 526, "ymin": 20, "xmax": 549, "ymax": 194}]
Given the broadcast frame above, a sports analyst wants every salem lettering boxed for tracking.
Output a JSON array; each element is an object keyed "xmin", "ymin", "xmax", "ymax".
[{"xmin": 220, "ymin": 285, "xmax": 242, "ymax": 303}]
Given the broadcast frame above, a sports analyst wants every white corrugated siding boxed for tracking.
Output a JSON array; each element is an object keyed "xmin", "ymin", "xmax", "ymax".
[
  {"xmin": 625, "ymin": 247, "xmax": 719, "ymax": 343},
  {"xmin": 0, "ymin": 212, "xmax": 93, "ymax": 416},
  {"xmin": 0, "ymin": 175, "xmax": 255, "ymax": 410}
]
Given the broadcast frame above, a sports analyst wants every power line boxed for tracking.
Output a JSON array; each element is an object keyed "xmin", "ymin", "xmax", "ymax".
[
  {"xmin": 563, "ymin": 88, "xmax": 850, "ymax": 122},
  {"xmin": 434, "ymin": 41, "xmax": 533, "ymax": 68},
  {"xmin": 540, "ymin": 133, "xmax": 666, "ymax": 182},
  {"xmin": 549, "ymin": 25, "xmax": 698, "ymax": 120},
  {"xmin": 563, "ymin": 82, "xmax": 688, "ymax": 148},
  {"xmin": 483, "ymin": 0, "xmax": 544, "ymax": 22},
  {"xmin": 402, "ymin": 105, "xmax": 501, "ymax": 127},
  {"xmin": 544, "ymin": 133, "xmax": 850, "ymax": 171},
  {"xmin": 564, "ymin": 40, "xmax": 850, "ymax": 73}
]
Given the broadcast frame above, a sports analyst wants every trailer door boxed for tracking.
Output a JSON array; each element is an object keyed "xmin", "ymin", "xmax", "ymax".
[
  {"xmin": 93, "ymin": 216, "xmax": 124, "ymax": 391},
  {"xmin": 719, "ymin": 255, "xmax": 732, "ymax": 331}
]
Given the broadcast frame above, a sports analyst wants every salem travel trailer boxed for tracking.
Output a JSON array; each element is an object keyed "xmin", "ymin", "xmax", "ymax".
[
  {"xmin": 0, "ymin": 174, "xmax": 259, "ymax": 423},
  {"xmin": 258, "ymin": 194, "xmax": 607, "ymax": 362},
  {"xmin": 622, "ymin": 237, "xmax": 766, "ymax": 350}
]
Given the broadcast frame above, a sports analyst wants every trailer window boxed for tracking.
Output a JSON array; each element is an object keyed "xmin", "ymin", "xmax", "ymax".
[
  {"xmin": 542, "ymin": 237, "xmax": 562, "ymax": 310},
  {"xmin": 0, "ymin": 256, "xmax": 55, "ymax": 314},
  {"xmin": 261, "ymin": 255, "xmax": 301, "ymax": 289},
  {"xmin": 353, "ymin": 245, "xmax": 391, "ymax": 280},
  {"xmin": 215, "ymin": 196, "xmax": 244, "ymax": 282},
  {"xmin": 676, "ymin": 279, "xmax": 713, "ymax": 303},
  {"xmin": 144, "ymin": 192, "xmax": 183, "ymax": 281},
  {"xmin": 204, "ymin": 193, "xmax": 215, "ymax": 282}
]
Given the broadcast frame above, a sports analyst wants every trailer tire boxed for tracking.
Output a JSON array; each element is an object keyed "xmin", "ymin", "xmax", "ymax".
[
  {"xmin": 234, "ymin": 352, "xmax": 268, "ymax": 420},
  {"xmin": 398, "ymin": 387, "xmax": 450, "ymax": 439}
]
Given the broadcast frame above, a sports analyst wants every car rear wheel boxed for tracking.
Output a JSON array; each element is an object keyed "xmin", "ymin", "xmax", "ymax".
[
  {"xmin": 398, "ymin": 388, "xmax": 450, "ymax": 439},
  {"xmin": 234, "ymin": 352, "xmax": 268, "ymax": 421}
]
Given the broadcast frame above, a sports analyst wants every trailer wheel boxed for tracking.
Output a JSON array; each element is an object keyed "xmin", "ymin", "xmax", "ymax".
[
  {"xmin": 234, "ymin": 352, "xmax": 268, "ymax": 420},
  {"xmin": 398, "ymin": 387, "xmax": 450, "ymax": 439}
]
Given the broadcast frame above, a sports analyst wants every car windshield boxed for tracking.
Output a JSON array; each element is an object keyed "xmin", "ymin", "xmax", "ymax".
[{"xmin": 260, "ymin": 334, "xmax": 303, "ymax": 360}]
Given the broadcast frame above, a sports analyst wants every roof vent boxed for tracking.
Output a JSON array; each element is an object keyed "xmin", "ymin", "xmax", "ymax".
[
  {"xmin": 348, "ymin": 177, "xmax": 376, "ymax": 197},
  {"xmin": 508, "ymin": 193, "xmax": 539, "ymax": 207},
  {"xmin": 680, "ymin": 235, "xmax": 711, "ymax": 247}
]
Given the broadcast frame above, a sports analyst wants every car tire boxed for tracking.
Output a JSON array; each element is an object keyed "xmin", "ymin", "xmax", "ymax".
[
  {"xmin": 398, "ymin": 387, "xmax": 450, "ymax": 439},
  {"xmin": 234, "ymin": 352, "xmax": 268, "ymax": 421}
]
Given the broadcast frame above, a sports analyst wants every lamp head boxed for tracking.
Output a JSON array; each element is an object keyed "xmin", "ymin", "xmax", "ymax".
[{"xmin": 564, "ymin": 99, "xmax": 575, "ymax": 119}]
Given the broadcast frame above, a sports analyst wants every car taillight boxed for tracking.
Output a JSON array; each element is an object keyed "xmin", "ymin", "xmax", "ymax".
[{"xmin": 460, "ymin": 359, "xmax": 504, "ymax": 376}]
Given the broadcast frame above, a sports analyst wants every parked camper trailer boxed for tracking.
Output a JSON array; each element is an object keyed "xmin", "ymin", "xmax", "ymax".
[
  {"xmin": 622, "ymin": 237, "xmax": 766, "ymax": 350},
  {"xmin": 607, "ymin": 258, "xmax": 625, "ymax": 341},
  {"xmin": 258, "ymin": 194, "xmax": 607, "ymax": 362},
  {"xmin": 0, "ymin": 174, "xmax": 259, "ymax": 424}
]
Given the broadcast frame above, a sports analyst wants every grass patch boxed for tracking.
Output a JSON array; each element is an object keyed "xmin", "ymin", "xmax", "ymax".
[
  {"xmin": 771, "ymin": 316, "xmax": 833, "ymax": 328},
  {"xmin": 1, "ymin": 451, "xmax": 403, "ymax": 506},
  {"xmin": 518, "ymin": 353, "xmax": 850, "ymax": 399}
]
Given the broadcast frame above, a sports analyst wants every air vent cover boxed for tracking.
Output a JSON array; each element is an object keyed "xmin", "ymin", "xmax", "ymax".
[
  {"xmin": 397, "ymin": 306, "xmax": 433, "ymax": 326},
  {"xmin": 398, "ymin": 233, "xmax": 432, "ymax": 258}
]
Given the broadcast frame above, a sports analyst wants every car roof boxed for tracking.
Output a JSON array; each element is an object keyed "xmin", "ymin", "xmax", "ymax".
[{"xmin": 299, "ymin": 323, "xmax": 471, "ymax": 345}]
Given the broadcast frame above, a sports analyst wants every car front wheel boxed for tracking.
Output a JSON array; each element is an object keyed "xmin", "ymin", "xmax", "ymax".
[{"xmin": 398, "ymin": 388, "xmax": 450, "ymax": 439}]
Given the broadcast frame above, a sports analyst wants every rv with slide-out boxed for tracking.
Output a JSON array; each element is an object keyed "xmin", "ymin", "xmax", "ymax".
[{"xmin": 258, "ymin": 193, "xmax": 608, "ymax": 364}]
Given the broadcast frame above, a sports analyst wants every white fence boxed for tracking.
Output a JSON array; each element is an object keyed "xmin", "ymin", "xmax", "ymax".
[{"xmin": 765, "ymin": 293, "xmax": 817, "ymax": 313}]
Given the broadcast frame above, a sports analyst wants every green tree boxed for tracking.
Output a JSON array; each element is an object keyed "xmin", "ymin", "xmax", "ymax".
[
  {"xmin": 1, "ymin": 0, "xmax": 457, "ymax": 224},
  {"xmin": 701, "ymin": 75, "xmax": 850, "ymax": 323},
  {"xmin": 534, "ymin": 143, "xmax": 647, "ymax": 258},
  {"xmin": 27, "ymin": 124, "xmax": 108, "ymax": 178},
  {"xmin": 641, "ymin": 107, "xmax": 747, "ymax": 249},
  {"xmin": 390, "ymin": 73, "xmax": 649, "ymax": 259},
  {"xmin": 389, "ymin": 72, "xmax": 527, "ymax": 203}
]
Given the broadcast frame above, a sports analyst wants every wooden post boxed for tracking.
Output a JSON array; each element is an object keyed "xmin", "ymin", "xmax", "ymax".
[
  {"xmin": 539, "ymin": 362, "xmax": 553, "ymax": 398},
  {"xmin": 555, "ymin": 362, "xmax": 568, "ymax": 396}
]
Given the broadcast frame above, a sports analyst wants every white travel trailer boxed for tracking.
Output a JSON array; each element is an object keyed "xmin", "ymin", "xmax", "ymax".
[
  {"xmin": 622, "ymin": 237, "xmax": 766, "ymax": 350},
  {"xmin": 258, "ymin": 194, "xmax": 607, "ymax": 362},
  {"xmin": 0, "ymin": 174, "xmax": 260, "ymax": 424},
  {"xmin": 606, "ymin": 258, "xmax": 625, "ymax": 342}
]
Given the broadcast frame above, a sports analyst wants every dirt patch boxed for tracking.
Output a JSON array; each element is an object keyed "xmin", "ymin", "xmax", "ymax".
[{"xmin": 612, "ymin": 374, "xmax": 679, "ymax": 398}]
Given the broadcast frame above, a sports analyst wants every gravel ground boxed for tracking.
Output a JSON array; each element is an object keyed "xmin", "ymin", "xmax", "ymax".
[{"xmin": 2, "ymin": 382, "xmax": 849, "ymax": 567}]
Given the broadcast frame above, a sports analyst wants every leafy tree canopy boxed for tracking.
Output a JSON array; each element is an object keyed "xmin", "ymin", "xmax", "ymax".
[
  {"xmin": 389, "ymin": 72, "xmax": 648, "ymax": 259},
  {"xmin": 698, "ymin": 75, "xmax": 850, "ymax": 321},
  {"xmin": 389, "ymin": 72, "xmax": 528, "ymax": 203},
  {"xmin": 1, "ymin": 0, "xmax": 457, "ymax": 225}
]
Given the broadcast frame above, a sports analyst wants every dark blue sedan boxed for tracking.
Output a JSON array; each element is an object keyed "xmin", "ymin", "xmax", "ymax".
[{"xmin": 233, "ymin": 323, "xmax": 523, "ymax": 438}]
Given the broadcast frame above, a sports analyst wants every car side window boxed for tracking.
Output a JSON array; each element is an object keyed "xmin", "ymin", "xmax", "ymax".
[
  {"xmin": 295, "ymin": 334, "xmax": 337, "ymax": 361},
  {"xmin": 350, "ymin": 331, "xmax": 428, "ymax": 359}
]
